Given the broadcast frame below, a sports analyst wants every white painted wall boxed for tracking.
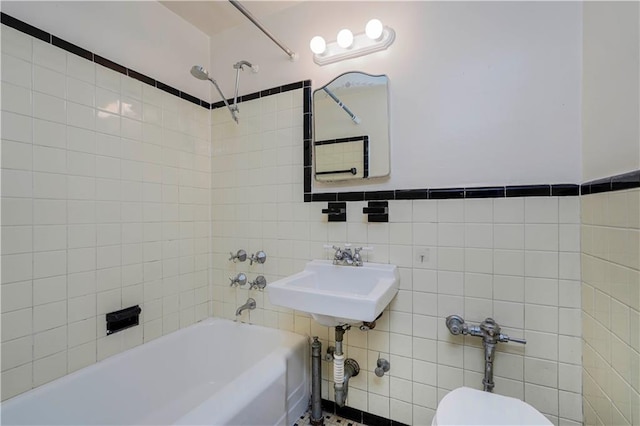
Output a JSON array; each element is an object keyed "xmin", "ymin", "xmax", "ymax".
[
  {"xmin": 582, "ymin": 2, "xmax": 640, "ymax": 182},
  {"xmin": 0, "ymin": 1, "xmax": 211, "ymax": 101},
  {"xmin": 210, "ymin": 1, "xmax": 583, "ymax": 190}
]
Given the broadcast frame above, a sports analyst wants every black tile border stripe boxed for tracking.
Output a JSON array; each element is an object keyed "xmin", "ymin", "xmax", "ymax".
[
  {"xmin": 1, "ymin": 12, "xmax": 210, "ymax": 110},
  {"xmin": 1, "ymin": 12, "xmax": 49, "ymax": 43},
  {"xmin": 305, "ymin": 172, "xmax": 639, "ymax": 202},
  {"xmin": 582, "ymin": 169, "xmax": 640, "ymax": 195}
]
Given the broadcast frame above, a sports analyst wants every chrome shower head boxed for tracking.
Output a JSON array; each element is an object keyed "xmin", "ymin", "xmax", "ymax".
[{"xmin": 190, "ymin": 65, "xmax": 210, "ymax": 80}]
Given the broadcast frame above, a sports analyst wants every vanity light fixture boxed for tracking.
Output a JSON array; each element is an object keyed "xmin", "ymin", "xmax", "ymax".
[{"xmin": 310, "ymin": 19, "xmax": 395, "ymax": 66}]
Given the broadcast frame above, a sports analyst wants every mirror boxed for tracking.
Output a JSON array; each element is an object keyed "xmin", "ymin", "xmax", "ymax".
[{"xmin": 313, "ymin": 72, "xmax": 390, "ymax": 182}]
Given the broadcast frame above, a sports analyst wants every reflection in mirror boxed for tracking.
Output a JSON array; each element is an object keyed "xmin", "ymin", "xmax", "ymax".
[{"xmin": 313, "ymin": 72, "xmax": 390, "ymax": 182}]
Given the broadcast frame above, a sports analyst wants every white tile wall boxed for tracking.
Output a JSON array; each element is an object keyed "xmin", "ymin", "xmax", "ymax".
[
  {"xmin": 210, "ymin": 92, "xmax": 583, "ymax": 425},
  {"xmin": 1, "ymin": 25, "xmax": 211, "ymax": 400},
  {"xmin": 581, "ymin": 189, "xmax": 640, "ymax": 426}
]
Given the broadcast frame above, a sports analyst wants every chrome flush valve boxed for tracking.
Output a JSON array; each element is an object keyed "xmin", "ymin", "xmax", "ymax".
[{"xmin": 445, "ymin": 315, "xmax": 526, "ymax": 392}]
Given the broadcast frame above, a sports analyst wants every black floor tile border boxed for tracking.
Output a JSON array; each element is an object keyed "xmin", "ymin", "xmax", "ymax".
[
  {"xmin": 1, "ymin": 12, "xmax": 210, "ymax": 109},
  {"xmin": 321, "ymin": 399, "xmax": 410, "ymax": 426}
]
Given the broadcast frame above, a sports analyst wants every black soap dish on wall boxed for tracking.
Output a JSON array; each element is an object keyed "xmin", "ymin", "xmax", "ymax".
[
  {"xmin": 322, "ymin": 202, "xmax": 347, "ymax": 222},
  {"xmin": 363, "ymin": 201, "xmax": 388, "ymax": 222},
  {"xmin": 106, "ymin": 305, "xmax": 141, "ymax": 335}
]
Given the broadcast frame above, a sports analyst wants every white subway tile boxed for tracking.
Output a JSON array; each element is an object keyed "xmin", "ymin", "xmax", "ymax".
[
  {"xmin": 33, "ymin": 172, "xmax": 66, "ymax": 199},
  {"xmin": 494, "ymin": 198, "xmax": 524, "ymax": 223},
  {"xmin": 2, "ymin": 53, "xmax": 32, "ymax": 88},
  {"xmin": 2, "ymin": 26, "xmax": 33, "ymax": 61},
  {"xmin": 33, "ymin": 275, "xmax": 66, "ymax": 305},
  {"xmin": 68, "ymin": 294, "xmax": 96, "ymax": 323},
  {"xmin": 66, "ymin": 77, "xmax": 95, "ymax": 107},
  {"xmin": 525, "ymin": 197, "xmax": 559, "ymax": 224},
  {"xmin": 95, "ymin": 66, "xmax": 121, "ymax": 92},
  {"xmin": 525, "ymin": 251, "xmax": 559, "ymax": 279},
  {"xmin": 525, "ymin": 304, "xmax": 558, "ymax": 333},
  {"xmin": 67, "ymin": 102, "xmax": 95, "ymax": 130},
  {"xmin": 1, "ymin": 252, "xmax": 33, "ymax": 285},
  {"xmin": 33, "ymin": 65, "xmax": 65, "ymax": 98},
  {"xmin": 67, "ymin": 126, "xmax": 95, "ymax": 154},
  {"xmin": 1, "ymin": 169, "xmax": 32, "ymax": 198},
  {"xmin": 525, "ymin": 382, "xmax": 559, "ymax": 416},
  {"xmin": 67, "ymin": 271, "xmax": 96, "ymax": 299},
  {"xmin": 2, "ymin": 198, "xmax": 33, "ymax": 226},
  {"xmin": 1, "ymin": 226, "xmax": 33, "ymax": 255},
  {"xmin": 68, "ymin": 341, "xmax": 96, "ymax": 373},
  {"xmin": 66, "ymin": 53, "xmax": 95, "ymax": 84},
  {"xmin": 95, "ymin": 111, "xmax": 120, "ymax": 136},
  {"xmin": 33, "ymin": 250, "xmax": 66, "ymax": 279},
  {"xmin": 33, "ymin": 325, "xmax": 67, "ymax": 359},
  {"xmin": 33, "ymin": 92, "xmax": 66, "ymax": 124},
  {"xmin": 1, "ymin": 82, "xmax": 31, "ymax": 115},
  {"xmin": 2, "ymin": 111, "xmax": 33, "ymax": 143},
  {"xmin": 33, "ymin": 145, "xmax": 66, "ymax": 174},
  {"xmin": 1, "ymin": 280, "xmax": 32, "ymax": 312},
  {"xmin": 494, "ymin": 250, "xmax": 524, "ymax": 276},
  {"xmin": 1, "ymin": 335, "xmax": 32, "ymax": 371},
  {"xmin": 1, "ymin": 307, "xmax": 33, "ymax": 342},
  {"xmin": 33, "ymin": 300, "xmax": 66, "ymax": 334},
  {"xmin": 1, "ymin": 363, "xmax": 33, "ymax": 400},
  {"xmin": 32, "ymin": 40, "xmax": 65, "ymax": 73},
  {"xmin": 33, "ymin": 118, "xmax": 66, "ymax": 148}
]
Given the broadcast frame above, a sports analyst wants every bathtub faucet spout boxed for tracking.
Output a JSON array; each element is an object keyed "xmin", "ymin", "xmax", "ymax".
[{"xmin": 235, "ymin": 298, "xmax": 256, "ymax": 316}]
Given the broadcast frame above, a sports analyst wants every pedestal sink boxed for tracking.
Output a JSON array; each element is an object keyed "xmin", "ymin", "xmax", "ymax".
[{"xmin": 267, "ymin": 260, "xmax": 400, "ymax": 326}]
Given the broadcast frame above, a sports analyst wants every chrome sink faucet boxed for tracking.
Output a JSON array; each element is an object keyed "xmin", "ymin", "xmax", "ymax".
[{"xmin": 328, "ymin": 244, "xmax": 370, "ymax": 266}]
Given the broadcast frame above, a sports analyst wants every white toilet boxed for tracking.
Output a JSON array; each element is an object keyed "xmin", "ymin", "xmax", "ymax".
[{"xmin": 432, "ymin": 387, "xmax": 552, "ymax": 425}]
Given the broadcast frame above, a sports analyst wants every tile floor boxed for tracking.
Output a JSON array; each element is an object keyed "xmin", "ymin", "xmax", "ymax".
[{"xmin": 296, "ymin": 411, "xmax": 365, "ymax": 426}]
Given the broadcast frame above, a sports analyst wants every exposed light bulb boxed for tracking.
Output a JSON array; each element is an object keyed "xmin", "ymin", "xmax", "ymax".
[
  {"xmin": 365, "ymin": 19, "xmax": 384, "ymax": 40},
  {"xmin": 309, "ymin": 36, "xmax": 327, "ymax": 55},
  {"xmin": 336, "ymin": 29, "xmax": 354, "ymax": 49}
]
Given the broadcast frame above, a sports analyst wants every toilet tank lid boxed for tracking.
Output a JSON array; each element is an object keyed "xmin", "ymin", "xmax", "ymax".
[{"xmin": 433, "ymin": 387, "xmax": 552, "ymax": 426}]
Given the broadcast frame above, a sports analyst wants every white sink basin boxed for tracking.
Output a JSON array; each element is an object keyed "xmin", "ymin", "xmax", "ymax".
[{"xmin": 267, "ymin": 259, "xmax": 399, "ymax": 326}]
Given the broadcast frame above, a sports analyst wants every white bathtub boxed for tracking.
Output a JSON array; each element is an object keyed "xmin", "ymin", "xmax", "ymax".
[{"xmin": 1, "ymin": 318, "xmax": 310, "ymax": 425}]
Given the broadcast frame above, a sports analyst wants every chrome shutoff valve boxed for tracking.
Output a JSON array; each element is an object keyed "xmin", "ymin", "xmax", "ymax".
[
  {"xmin": 229, "ymin": 273, "xmax": 247, "ymax": 287},
  {"xmin": 249, "ymin": 275, "xmax": 267, "ymax": 290},
  {"xmin": 249, "ymin": 251, "xmax": 267, "ymax": 265},
  {"xmin": 229, "ymin": 249, "xmax": 247, "ymax": 263}
]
